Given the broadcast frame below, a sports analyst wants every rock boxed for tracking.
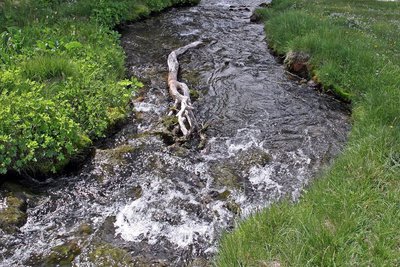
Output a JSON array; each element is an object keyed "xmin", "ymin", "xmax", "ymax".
[
  {"xmin": 78, "ymin": 223, "xmax": 93, "ymax": 235},
  {"xmin": 307, "ymin": 79, "xmax": 320, "ymax": 88},
  {"xmin": 209, "ymin": 163, "xmax": 242, "ymax": 189},
  {"xmin": 45, "ymin": 241, "xmax": 81, "ymax": 265},
  {"xmin": 88, "ymin": 242, "xmax": 134, "ymax": 267},
  {"xmin": 250, "ymin": 12, "xmax": 262, "ymax": 23},
  {"xmin": 189, "ymin": 257, "xmax": 210, "ymax": 267},
  {"xmin": 0, "ymin": 195, "xmax": 27, "ymax": 233},
  {"xmin": 226, "ymin": 201, "xmax": 241, "ymax": 215},
  {"xmin": 284, "ymin": 51, "xmax": 311, "ymax": 79},
  {"xmin": 236, "ymin": 148, "xmax": 271, "ymax": 169},
  {"xmin": 130, "ymin": 185, "xmax": 143, "ymax": 199}
]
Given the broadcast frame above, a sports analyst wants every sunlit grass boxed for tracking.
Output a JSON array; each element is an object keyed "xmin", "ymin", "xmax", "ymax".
[{"xmin": 216, "ymin": 0, "xmax": 400, "ymax": 266}]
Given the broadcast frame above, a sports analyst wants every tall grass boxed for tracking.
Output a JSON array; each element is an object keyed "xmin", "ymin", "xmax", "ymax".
[{"xmin": 216, "ymin": 0, "xmax": 400, "ymax": 265}]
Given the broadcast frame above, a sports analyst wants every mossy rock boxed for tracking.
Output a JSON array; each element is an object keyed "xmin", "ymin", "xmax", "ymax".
[
  {"xmin": 161, "ymin": 115, "xmax": 179, "ymax": 131},
  {"xmin": 45, "ymin": 241, "xmax": 81, "ymax": 266},
  {"xmin": 189, "ymin": 257, "xmax": 210, "ymax": 267},
  {"xmin": 210, "ymin": 163, "xmax": 243, "ymax": 189},
  {"xmin": 226, "ymin": 201, "xmax": 241, "ymax": 215},
  {"xmin": 236, "ymin": 148, "xmax": 271, "ymax": 170},
  {"xmin": 78, "ymin": 223, "xmax": 93, "ymax": 235},
  {"xmin": 129, "ymin": 185, "xmax": 143, "ymax": 199},
  {"xmin": 88, "ymin": 243, "xmax": 134, "ymax": 267},
  {"xmin": 97, "ymin": 145, "xmax": 135, "ymax": 164},
  {"xmin": 0, "ymin": 195, "xmax": 27, "ymax": 233},
  {"xmin": 189, "ymin": 89, "xmax": 200, "ymax": 101}
]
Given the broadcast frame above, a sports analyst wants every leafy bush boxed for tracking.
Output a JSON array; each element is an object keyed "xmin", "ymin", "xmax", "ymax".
[{"xmin": 0, "ymin": 0, "xmax": 198, "ymax": 175}]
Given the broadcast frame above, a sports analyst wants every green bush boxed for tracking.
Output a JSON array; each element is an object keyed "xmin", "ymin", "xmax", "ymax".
[{"xmin": 0, "ymin": 0, "xmax": 197, "ymax": 175}]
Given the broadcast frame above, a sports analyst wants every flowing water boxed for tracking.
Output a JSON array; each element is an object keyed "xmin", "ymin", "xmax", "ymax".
[{"xmin": 0, "ymin": 1, "xmax": 350, "ymax": 266}]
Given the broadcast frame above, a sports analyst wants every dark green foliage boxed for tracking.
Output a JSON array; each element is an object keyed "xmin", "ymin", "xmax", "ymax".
[{"xmin": 0, "ymin": 0, "xmax": 198, "ymax": 174}]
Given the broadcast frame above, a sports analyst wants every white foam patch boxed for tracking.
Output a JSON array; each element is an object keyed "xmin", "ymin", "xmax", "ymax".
[
  {"xmin": 134, "ymin": 102, "xmax": 163, "ymax": 114},
  {"xmin": 114, "ymin": 178, "xmax": 219, "ymax": 248},
  {"xmin": 0, "ymin": 197, "xmax": 8, "ymax": 211}
]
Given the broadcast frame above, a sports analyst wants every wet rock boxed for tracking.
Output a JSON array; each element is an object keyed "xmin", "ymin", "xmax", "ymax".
[
  {"xmin": 78, "ymin": 223, "xmax": 93, "ymax": 235},
  {"xmin": 209, "ymin": 163, "xmax": 242, "ymax": 189},
  {"xmin": 250, "ymin": 12, "xmax": 262, "ymax": 23},
  {"xmin": 0, "ymin": 195, "xmax": 27, "ymax": 233},
  {"xmin": 45, "ymin": 241, "xmax": 81, "ymax": 266},
  {"xmin": 170, "ymin": 145, "xmax": 190, "ymax": 158},
  {"xmin": 189, "ymin": 257, "xmax": 210, "ymax": 267},
  {"xmin": 307, "ymin": 79, "xmax": 320, "ymax": 88},
  {"xmin": 130, "ymin": 185, "xmax": 143, "ymax": 199},
  {"xmin": 236, "ymin": 148, "xmax": 271, "ymax": 170},
  {"xmin": 96, "ymin": 216, "xmax": 117, "ymax": 242},
  {"xmin": 284, "ymin": 51, "xmax": 311, "ymax": 79},
  {"xmin": 88, "ymin": 242, "xmax": 134, "ymax": 267},
  {"xmin": 226, "ymin": 201, "xmax": 241, "ymax": 215},
  {"xmin": 94, "ymin": 145, "xmax": 137, "ymax": 180},
  {"xmin": 216, "ymin": 190, "xmax": 231, "ymax": 201},
  {"xmin": 132, "ymin": 255, "xmax": 169, "ymax": 267}
]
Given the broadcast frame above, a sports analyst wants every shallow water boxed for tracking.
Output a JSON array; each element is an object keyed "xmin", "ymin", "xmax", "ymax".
[{"xmin": 0, "ymin": 1, "xmax": 350, "ymax": 266}]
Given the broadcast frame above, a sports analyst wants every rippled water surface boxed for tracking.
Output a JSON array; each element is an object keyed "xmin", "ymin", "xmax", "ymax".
[{"xmin": 0, "ymin": 0, "xmax": 350, "ymax": 266}]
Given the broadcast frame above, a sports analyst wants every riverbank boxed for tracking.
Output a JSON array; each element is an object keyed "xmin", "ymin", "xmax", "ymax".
[
  {"xmin": 0, "ymin": 0, "xmax": 199, "ymax": 175},
  {"xmin": 216, "ymin": 0, "xmax": 400, "ymax": 266}
]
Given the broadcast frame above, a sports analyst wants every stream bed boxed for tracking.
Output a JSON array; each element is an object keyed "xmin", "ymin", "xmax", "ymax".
[{"xmin": 0, "ymin": 0, "xmax": 350, "ymax": 266}]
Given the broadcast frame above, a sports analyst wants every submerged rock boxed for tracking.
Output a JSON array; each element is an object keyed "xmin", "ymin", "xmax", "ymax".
[
  {"xmin": 88, "ymin": 242, "xmax": 134, "ymax": 267},
  {"xmin": 0, "ymin": 188, "xmax": 27, "ymax": 234},
  {"xmin": 45, "ymin": 241, "xmax": 81, "ymax": 266}
]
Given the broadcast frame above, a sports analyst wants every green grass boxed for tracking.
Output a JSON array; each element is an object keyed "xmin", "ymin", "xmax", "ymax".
[
  {"xmin": 216, "ymin": 0, "xmax": 400, "ymax": 266},
  {"xmin": 0, "ymin": 0, "xmax": 199, "ymax": 174}
]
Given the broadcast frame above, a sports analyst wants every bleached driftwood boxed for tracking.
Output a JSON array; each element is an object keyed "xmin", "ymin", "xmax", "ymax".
[{"xmin": 167, "ymin": 41, "xmax": 203, "ymax": 137}]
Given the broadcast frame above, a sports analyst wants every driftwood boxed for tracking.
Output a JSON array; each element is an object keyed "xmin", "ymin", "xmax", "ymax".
[{"xmin": 167, "ymin": 41, "xmax": 203, "ymax": 137}]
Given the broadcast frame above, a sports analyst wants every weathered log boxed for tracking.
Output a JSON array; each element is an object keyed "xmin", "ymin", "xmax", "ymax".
[{"xmin": 167, "ymin": 41, "xmax": 203, "ymax": 137}]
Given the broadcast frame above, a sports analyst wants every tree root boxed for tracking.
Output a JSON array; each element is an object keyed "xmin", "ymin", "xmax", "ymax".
[{"xmin": 167, "ymin": 41, "xmax": 203, "ymax": 137}]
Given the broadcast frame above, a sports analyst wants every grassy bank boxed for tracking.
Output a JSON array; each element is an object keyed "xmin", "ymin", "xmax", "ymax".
[
  {"xmin": 216, "ymin": 0, "xmax": 400, "ymax": 266},
  {"xmin": 0, "ymin": 0, "xmax": 199, "ymax": 174}
]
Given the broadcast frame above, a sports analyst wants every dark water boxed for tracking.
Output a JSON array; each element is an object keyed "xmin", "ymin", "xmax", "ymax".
[{"xmin": 0, "ymin": 1, "xmax": 350, "ymax": 266}]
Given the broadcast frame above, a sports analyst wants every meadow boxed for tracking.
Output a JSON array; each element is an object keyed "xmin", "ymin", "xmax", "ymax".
[{"xmin": 216, "ymin": 0, "xmax": 400, "ymax": 266}]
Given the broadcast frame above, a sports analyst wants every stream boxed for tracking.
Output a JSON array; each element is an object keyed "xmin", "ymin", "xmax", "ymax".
[{"xmin": 0, "ymin": 0, "xmax": 350, "ymax": 266}]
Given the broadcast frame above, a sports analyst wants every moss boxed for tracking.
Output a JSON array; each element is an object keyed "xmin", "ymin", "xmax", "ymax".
[
  {"xmin": 226, "ymin": 201, "xmax": 241, "ymax": 215},
  {"xmin": 189, "ymin": 89, "xmax": 200, "ymax": 101},
  {"xmin": 216, "ymin": 190, "xmax": 231, "ymax": 201},
  {"xmin": 78, "ymin": 223, "xmax": 93, "ymax": 235},
  {"xmin": 237, "ymin": 148, "xmax": 271, "ymax": 169},
  {"xmin": 210, "ymin": 163, "xmax": 243, "ymax": 190},
  {"xmin": 98, "ymin": 145, "xmax": 135, "ymax": 164},
  {"xmin": 0, "ymin": 195, "xmax": 27, "ymax": 233},
  {"xmin": 88, "ymin": 243, "xmax": 133, "ymax": 267},
  {"xmin": 45, "ymin": 241, "xmax": 81, "ymax": 265},
  {"xmin": 162, "ymin": 115, "xmax": 179, "ymax": 131},
  {"xmin": 189, "ymin": 258, "xmax": 210, "ymax": 267}
]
